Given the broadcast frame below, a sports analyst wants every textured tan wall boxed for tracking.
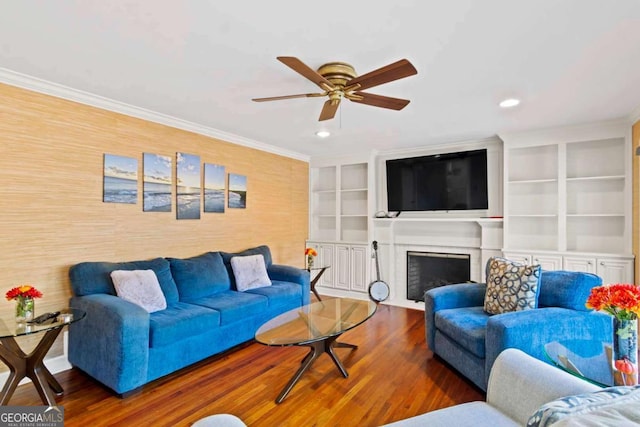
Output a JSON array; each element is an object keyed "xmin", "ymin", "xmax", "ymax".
[
  {"xmin": 0, "ymin": 83, "xmax": 308, "ymax": 359},
  {"xmin": 634, "ymin": 120, "xmax": 640, "ymax": 284}
]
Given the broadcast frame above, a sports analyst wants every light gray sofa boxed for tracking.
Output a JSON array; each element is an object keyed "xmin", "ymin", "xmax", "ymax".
[{"xmin": 383, "ymin": 348, "xmax": 600, "ymax": 426}]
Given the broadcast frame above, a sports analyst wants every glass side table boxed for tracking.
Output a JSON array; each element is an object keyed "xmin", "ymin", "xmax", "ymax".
[
  {"xmin": 544, "ymin": 339, "xmax": 615, "ymax": 387},
  {"xmin": 307, "ymin": 265, "xmax": 330, "ymax": 301},
  {"xmin": 0, "ymin": 308, "xmax": 86, "ymax": 406}
]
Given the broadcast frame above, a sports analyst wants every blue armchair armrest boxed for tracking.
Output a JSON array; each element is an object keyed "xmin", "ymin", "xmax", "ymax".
[
  {"xmin": 424, "ymin": 282, "xmax": 487, "ymax": 350},
  {"xmin": 69, "ymin": 294, "xmax": 150, "ymax": 394},
  {"xmin": 485, "ymin": 308, "xmax": 613, "ymax": 385},
  {"xmin": 267, "ymin": 264, "xmax": 311, "ymax": 305}
]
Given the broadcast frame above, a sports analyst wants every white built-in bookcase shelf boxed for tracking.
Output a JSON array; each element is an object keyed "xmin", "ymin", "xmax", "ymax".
[
  {"xmin": 309, "ymin": 160, "xmax": 370, "ymax": 243},
  {"xmin": 501, "ymin": 124, "xmax": 631, "ymax": 255}
]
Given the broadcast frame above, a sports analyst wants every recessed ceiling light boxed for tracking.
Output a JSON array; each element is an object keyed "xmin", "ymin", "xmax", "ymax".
[
  {"xmin": 315, "ymin": 130, "xmax": 331, "ymax": 138},
  {"xmin": 499, "ymin": 98, "xmax": 521, "ymax": 108}
]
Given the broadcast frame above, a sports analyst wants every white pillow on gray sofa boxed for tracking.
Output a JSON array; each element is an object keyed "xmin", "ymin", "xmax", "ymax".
[
  {"xmin": 110, "ymin": 269, "xmax": 167, "ymax": 313},
  {"xmin": 527, "ymin": 385, "xmax": 640, "ymax": 427},
  {"xmin": 230, "ymin": 254, "xmax": 272, "ymax": 292}
]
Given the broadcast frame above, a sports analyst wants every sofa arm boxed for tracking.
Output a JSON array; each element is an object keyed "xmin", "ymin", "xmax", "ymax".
[
  {"xmin": 69, "ymin": 294, "xmax": 150, "ymax": 394},
  {"xmin": 268, "ymin": 264, "xmax": 311, "ymax": 305},
  {"xmin": 487, "ymin": 348, "xmax": 600, "ymax": 425},
  {"xmin": 424, "ymin": 282, "xmax": 487, "ymax": 350},
  {"xmin": 485, "ymin": 308, "xmax": 612, "ymax": 387}
]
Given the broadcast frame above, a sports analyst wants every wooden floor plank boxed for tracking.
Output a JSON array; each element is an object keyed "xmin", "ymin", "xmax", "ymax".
[{"xmin": 6, "ymin": 304, "xmax": 484, "ymax": 426}]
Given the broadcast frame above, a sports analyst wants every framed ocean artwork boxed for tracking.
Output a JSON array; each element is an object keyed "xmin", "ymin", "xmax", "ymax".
[
  {"xmin": 228, "ymin": 173, "xmax": 247, "ymax": 209},
  {"xmin": 204, "ymin": 163, "xmax": 226, "ymax": 213},
  {"xmin": 176, "ymin": 152, "xmax": 201, "ymax": 219},
  {"xmin": 103, "ymin": 154, "xmax": 138, "ymax": 204},
  {"xmin": 143, "ymin": 153, "xmax": 172, "ymax": 212}
]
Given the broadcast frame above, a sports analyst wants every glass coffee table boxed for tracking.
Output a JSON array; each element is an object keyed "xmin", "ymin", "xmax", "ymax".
[
  {"xmin": 255, "ymin": 297, "xmax": 376, "ymax": 403},
  {"xmin": 544, "ymin": 339, "xmax": 614, "ymax": 387},
  {"xmin": 0, "ymin": 308, "xmax": 86, "ymax": 406}
]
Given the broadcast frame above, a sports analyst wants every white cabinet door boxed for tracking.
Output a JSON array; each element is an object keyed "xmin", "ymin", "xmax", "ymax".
[
  {"xmin": 596, "ymin": 258, "xmax": 634, "ymax": 284},
  {"xmin": 307, "ymin": 241, "xmax": 370, "ymax": 294},
  {"xmin": 318, "ymin": 244, "xmax": 335, "ymax": 287},
  {"xmin": 502, "ymin": 252, "xmax": 562, "ymax": 270},
  {"xmin": 335, "ymin": 244, "xmax": 351, "ymax": 290},
  {"xmin": 531, "ymin": 254, "xmax": 563, "ymax": 271},
  {"xmin": 349, "ymin": 245, "xmax": 368, "ymax": 292},
  {"xmin": 563, "ymin": 256, "xmax": 597, "ymax": 274},
  {"xmin": 502, "ymin": 252, "xmax": 532, "ymax": 265}
]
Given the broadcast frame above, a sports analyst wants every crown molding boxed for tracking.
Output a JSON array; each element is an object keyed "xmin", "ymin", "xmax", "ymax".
[
  {"xmin": 0, "ymin": 68, "xmax": 309, "ymax": 162},
  {"xmin": 498, "ymin": 119, "xmax": 629, "ymax": 147}
]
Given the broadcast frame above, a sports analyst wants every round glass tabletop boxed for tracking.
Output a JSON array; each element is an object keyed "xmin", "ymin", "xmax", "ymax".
[
  {"xmin": 544, "ymin": 339, "xmax": 613, "ymax": 387},
  {"xmin": 0, "ymin": 308, "xmax": 86, "ymax": 339}
]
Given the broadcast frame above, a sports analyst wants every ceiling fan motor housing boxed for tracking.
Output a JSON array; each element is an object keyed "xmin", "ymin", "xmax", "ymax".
[{"xmin": 316, "ymin": 62, "xmax": 357, "ymax": 88}]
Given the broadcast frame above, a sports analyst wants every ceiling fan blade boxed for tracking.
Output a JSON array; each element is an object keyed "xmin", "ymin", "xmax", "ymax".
[
  {"xmin": 345, "ymin": 59, "xmax": 417, "ymax": 91},
  {"xmin": 347, "ymin": 92, "xmax": 410, "ymax": 110},
  {"xmin": 252, "ymin": 93, "xmax": 325, "ymax": 102},
  {"xmin": 319, "ymin": 99, "xmax": 340, "ymax": 121},
  {"xmin": 277, "ymin": 57, "xmax": 335, "ymax": 91}
]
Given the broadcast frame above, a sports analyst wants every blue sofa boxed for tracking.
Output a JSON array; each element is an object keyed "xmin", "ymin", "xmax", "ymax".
[
  {"xmin": 425, "ymin": 270, "xmax": 613, "ymax": 391},
  {"xmin": 68, "ymin": 245, "xmax": 310, "ymax": 395}
]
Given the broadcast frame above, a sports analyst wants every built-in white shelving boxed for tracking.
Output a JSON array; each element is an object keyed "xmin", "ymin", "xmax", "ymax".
[
  {"xmin": 310, "ymin": 161, "xmax": 370, "ymax": 243},
  {"xmin": 500, "ymin": 122, "xmax": 634, "ymax": 283},
  {"xmin": 308, "ymin": 156, "xmax": 373, "ymax": 295}
]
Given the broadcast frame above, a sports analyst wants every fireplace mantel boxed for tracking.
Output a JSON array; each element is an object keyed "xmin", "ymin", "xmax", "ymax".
[{"xmin": 372, "ymin": 217, "xmax": 503, "ymax": 309}]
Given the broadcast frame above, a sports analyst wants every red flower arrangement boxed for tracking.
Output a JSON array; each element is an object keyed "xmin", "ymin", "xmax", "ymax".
[
  {"xmin": 585, "ymin": 283, "xmax": 640, "ymax": 321},
  {"xmin": 5, "ymin": 285, "xmax": 43, "ymax": 301},
  {"xmin": 305, "ymin": 248, "xmax": 318, "ymax": 257}
]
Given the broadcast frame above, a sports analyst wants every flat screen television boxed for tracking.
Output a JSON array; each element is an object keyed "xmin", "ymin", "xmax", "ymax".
[{"xmin": 386, "ymin": 149, "xmax": 488, "ymax": 212}]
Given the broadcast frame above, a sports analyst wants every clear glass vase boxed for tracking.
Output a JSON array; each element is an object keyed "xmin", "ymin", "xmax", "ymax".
[
  {"xmin": 307, "ymin": 255, "xmax": 314, "ymax": 270},
  {"xmin": 612, "ymin": 317, "xmax": 638, "ymax": 386},
  {"xmin": 15, "ymin": 297, "xmax": 35, "ymax": 323}
]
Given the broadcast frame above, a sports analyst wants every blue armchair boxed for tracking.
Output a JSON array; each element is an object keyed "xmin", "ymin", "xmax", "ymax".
[{"xmin": 425, "ymin": 270, "xmax": 613, "ymax": 391}]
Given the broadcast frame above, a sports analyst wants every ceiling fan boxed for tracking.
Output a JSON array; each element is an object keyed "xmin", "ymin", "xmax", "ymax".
[{"xmin": 252, "ymin": 57, "xmax": 417, "ymax": 121}]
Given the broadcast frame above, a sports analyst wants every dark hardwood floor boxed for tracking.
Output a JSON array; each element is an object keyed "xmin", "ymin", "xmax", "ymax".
[{"xmin": 8, "ymin": 302, "xmax": 484, "ymax": 426}]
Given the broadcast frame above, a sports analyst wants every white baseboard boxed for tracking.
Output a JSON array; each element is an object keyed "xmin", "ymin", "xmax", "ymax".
[{"xmin": 0, "ymin": 331, "xmax": 71, "ymax": 386}]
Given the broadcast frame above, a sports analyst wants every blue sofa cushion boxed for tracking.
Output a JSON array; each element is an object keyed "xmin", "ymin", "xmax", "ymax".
[
  {"xmin": 245, "ymin": 280, "xmax": 302, "ymax": 308},
  {"xmin": 190, "ymin": 290, "xmax": 268, "ymax": 325},
  {"xmin": 220, "ymin": 246, "xmax": 273, "ymax": 289},
  {"xmin": 69, "ymin": 257, "xmax": 180, "ymax": 305},
  {"xmin": 539, "ymin": 270, "xmax": 602, "ymax": 311},
  {"xmin": 434, "ymin": 306, "xmax": 489, "ymax": 358},
  {"xmin": 168, "ymin": 252, "xmax": 231, "ymax": 300},
  {"xmin": 149, "ymin": 302, "xmax": 221, "ymax": 348},
  {"xmin": 221, "ymin": 245, "xmax": 273, "ymax": 267}
]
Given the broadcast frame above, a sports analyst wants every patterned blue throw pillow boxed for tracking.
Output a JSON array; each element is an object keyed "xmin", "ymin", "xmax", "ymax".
[
  {"xmin": 483, "ymin": 257, "xmax": 541, "ymax": 315},
  {"xmin": 527, "ymin": 386, "xmax": 640, "ymax": 427}
]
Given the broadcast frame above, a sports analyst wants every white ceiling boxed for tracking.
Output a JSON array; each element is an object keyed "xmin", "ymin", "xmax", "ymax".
[{"xmin": 1, "ymin": 1, "xmax": 640, "ymax": 159}]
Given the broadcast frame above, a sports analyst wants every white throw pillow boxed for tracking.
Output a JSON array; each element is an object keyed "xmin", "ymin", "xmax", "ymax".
[
  {"xmin": 110, "ymin": 269, "xmax": 167, "ymax": 313},
  {"xmin": 230, "ymin": 254, "xmax": 272, "ymax": 292}
]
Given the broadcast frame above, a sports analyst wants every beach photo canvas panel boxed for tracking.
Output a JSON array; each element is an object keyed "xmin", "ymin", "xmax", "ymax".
[
  {"xmin": 176, "ymin": 152, "xmax": 201, "ymax": 219},
  {"xmin": 204, "ymin": 163, "xmax": 226, "ymax": 213},
  {"xmin": 143, "ymin": 153, "xmax": 172, "ymax": 212},
  {"xmin": 103, "ymin": 154, "xmax": 138, "ymax": 204},
  {"xmin": 228, "ymin": 173, "xmax": 247, "ymax": 209}
]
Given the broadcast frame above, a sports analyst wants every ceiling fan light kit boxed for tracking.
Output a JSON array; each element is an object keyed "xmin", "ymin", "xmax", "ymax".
[
  {"xmin": 499, "ymin": 98, "xmax": 521, "ymax": 108},
  {"xmin": 252, "ymin": 57, "xmax": 417, "ymax": 121}
]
